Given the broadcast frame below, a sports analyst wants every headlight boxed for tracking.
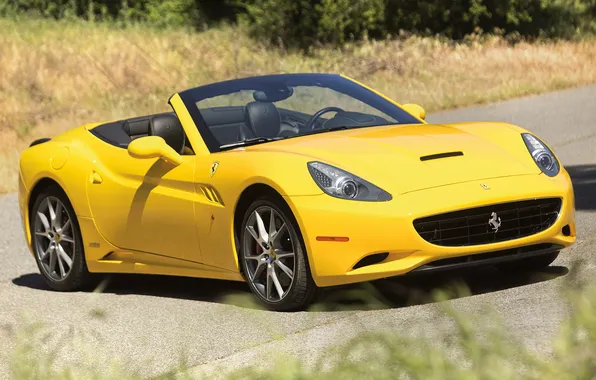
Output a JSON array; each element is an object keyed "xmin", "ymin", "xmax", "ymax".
[
  {"xmin": 522, "ymin": 133, "xmax": 559, "ymax": 177},
  {"xmin": 307, "ymin": 162, "xmax": 392, "ymax": 201}
]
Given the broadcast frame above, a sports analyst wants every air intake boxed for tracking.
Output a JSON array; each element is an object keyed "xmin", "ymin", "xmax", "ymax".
[
  {"xmin": 413, "ymin": 198, "xmax": 562, "ymax": 247},
  {"xmin": 353, "ymin": 252, "xmax": 389, "ymax": 270},
  {"xmin": 420, "ymin": 151, "xmax": 464, "ymax": 161}
]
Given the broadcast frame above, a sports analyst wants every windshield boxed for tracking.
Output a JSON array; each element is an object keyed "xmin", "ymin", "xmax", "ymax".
[{"xmin": 177, "ymin": 74, "xmax": 422, "ymax": 152}]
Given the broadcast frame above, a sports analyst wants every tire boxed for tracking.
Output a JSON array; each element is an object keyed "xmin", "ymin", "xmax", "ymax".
[
  {"xmin": 495, "ymin": 251, "xmax": 560, "ymax": 272},
  {"xmin": 239, "ymin": 196, "xmax": 317, "ymax": 311},
  {"xmin": 30, "ymin": 184, "xmax": 90, "ymax": 291}
]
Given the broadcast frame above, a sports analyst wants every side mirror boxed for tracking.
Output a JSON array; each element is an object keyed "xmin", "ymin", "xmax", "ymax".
[
  {"xmin": 402, "ymin": 104, "xmax": 426, "ymax": 120},
  {"xmin": 128, "ymin": 136, "xmax": 183, "ymax": 166}
]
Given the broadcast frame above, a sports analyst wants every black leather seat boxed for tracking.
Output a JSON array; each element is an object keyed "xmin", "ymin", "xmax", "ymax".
[
  {"xmin": 244, "ymin": 101, "xmax": 281, "ymax": 138},
  {"xmin": 149, "ymin": 113, "xmax": 186, "ymax": 154},
  {"xmin": 123, "ymin": 117, "xmax": 151, "ymax": 140}
]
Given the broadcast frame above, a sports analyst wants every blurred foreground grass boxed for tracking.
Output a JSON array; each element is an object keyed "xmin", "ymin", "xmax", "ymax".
[
  {"xmin": 1, "ymin": 19, "xmax": 596, "ymax": 192},
  {"xmin": 6, "ymin": 268, "xmax": 596, "ymax": 380}
]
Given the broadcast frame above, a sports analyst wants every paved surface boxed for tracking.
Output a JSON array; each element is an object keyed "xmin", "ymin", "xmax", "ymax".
[{"xmin": 1, "ymin": 85, "xmax": 595, "ymax": 378}]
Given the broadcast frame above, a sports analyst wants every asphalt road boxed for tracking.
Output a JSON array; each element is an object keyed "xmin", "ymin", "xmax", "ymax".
[{"xmin": 1, "ymin": 85, "xmax": 596, "ymax": 378}]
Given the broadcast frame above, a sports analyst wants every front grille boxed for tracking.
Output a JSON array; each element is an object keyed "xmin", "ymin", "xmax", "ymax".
[{"xmin": 413, "ymin": 198, "xmax": 562, "ymax": 247}]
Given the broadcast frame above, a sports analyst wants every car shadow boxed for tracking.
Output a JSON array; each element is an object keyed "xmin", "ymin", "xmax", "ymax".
[
  {"xmin": 567, "ymin": 164, "xmax": 596, "ymax": 211},
  {"xmin": 12, "ymin": 272, "xmax": 252, "ymax": 303},
  {"xmin": 12, "ymin": 264, "xmax": 568, "ymax": 312},
  {"xmin": 364, "ymin": 265, "xmax": 569, "ymax": 310}
]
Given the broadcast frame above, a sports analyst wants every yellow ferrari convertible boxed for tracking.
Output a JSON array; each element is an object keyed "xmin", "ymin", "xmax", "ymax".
[{"xmin": 18, "ymin": 74, "xmax": 576, "ymax": 311}]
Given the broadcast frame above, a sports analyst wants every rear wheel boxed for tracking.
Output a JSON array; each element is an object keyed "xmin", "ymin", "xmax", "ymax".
[
  {"xmin": 496, "ymin": 251, "xmax": 560, "ymax": 272},
  {"xmin": 30, "ymin": 185, "xmax": 90, "ymax": 291},
  {"xmin": 239, "ymin": 197, "xmax": 317, "ymax": 311}
]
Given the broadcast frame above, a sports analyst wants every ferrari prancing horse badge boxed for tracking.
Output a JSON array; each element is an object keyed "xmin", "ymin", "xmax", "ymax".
[{"xmin": 210, "ymin": 162, "xmax": 219, "ymax": 177}]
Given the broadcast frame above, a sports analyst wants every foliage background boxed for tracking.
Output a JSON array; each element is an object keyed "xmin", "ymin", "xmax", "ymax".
[{"xmin": 1, "ymin": 0, "xmax": 595, "ymax": 50}]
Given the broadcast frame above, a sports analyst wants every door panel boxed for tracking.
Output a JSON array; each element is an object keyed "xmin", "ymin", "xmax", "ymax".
[{"xmin": 86, "ymin": 141, "xmax": 202, "ymax": 263}]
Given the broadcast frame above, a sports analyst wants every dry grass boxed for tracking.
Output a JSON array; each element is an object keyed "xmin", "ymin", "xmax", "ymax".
[{"xmin": 1, "ymin": 18, "xmax": 596, "ymax": 192}]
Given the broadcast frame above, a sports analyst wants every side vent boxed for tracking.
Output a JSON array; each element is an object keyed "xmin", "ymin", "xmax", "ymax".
[
  {"xmin": 99, "ymin": 251, "xmax": 115, "ymax": 261},
  {"xmin": 420, "ymin": 151, "xmax": 463, "ymax": 161},
  {"xmin": 198, "ymin": 184, "xmax": 225, "ymax": 206}
]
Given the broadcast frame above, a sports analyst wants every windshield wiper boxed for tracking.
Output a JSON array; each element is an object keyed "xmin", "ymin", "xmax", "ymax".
[
  {"xmin": 299, "ymin": 124, "xmax": 388, "ymax": 137},
  {"xmin": 219, "ymin": 136, "xmax": 285, "ymax": 150},
  {"xmin": 300, "ymin": 125, "xmax": 349, "ymax": 136}
]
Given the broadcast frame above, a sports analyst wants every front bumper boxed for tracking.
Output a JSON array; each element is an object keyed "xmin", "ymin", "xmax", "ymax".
[
  {"xmin": 285, "ymin": 172, "xmax": 576, "ymax": 287},
  {"xmin": 18, "ymin": 169, "xmax": 33, "ymax": 255}
]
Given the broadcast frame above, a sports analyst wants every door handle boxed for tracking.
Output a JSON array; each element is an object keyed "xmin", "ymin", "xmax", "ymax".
[{"xmin": 90, "ymin": 171, "xmax": 103, "ymax": 184}]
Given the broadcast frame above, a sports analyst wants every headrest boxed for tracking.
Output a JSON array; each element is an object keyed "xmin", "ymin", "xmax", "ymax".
[
  {"xmin": 244, "ymin": 102, "xmax": 281, "ymax": 138},
  {"xmin": 123, "ymin": 118, "xmax": 150, "ymax": 137},
  {"xmin": 149, "ymin": 113, "xmax": 185, "ymax": 154}
]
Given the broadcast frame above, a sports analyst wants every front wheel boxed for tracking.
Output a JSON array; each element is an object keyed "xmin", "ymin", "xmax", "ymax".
[
  {"xmin": 239, "ymin": 197, "xmax": 317, "ymax": 311},
  {"xmin": 495, "ymin": 251, "xmax": 560, "ymax": 272}
]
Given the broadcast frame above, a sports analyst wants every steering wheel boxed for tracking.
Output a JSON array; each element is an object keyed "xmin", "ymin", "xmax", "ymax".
[{"xmin": 305, "ymin": 107, "xmax": 345, "ymax": 130}]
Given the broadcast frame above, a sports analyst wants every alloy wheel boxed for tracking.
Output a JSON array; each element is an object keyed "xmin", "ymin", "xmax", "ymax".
[
  {"xmin": 33, "ymin": 196, "xmax": 76, "ymax": 281},
  {"xmin": 243, "ymin": 206, "xmax": 296, "ymax": 302}
]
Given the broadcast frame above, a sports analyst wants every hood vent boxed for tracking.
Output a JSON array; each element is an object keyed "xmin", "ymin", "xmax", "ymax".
[{"xmin": 420, "ymin": 151, "xmax": 463, "ymax": 161}]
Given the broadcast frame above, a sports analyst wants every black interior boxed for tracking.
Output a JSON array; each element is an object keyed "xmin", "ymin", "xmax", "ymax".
[
  {"xmin": 90, "ymin": 104, "xmax": 393, "ymax": 151},
  {"xmin": 199, "ymin": 105, "xmax": 390, "ymax": 146},
  {"xmin": 322, "ymin": 111, "xmax": 385, "ymax": 129},
  {"xmin": 194, "ymin": 105, "xmax": 303, "ymax": 145},
  {"xmin": 198, "ymin": 106, "xmax": 256, "ymax": 144},
  {"xmin": 149, "ymin": 113, "xmax": 186, "ymax": 154},
  {"xmin": 244, "ymin": 101, "xmax": 281, "ymax": 138},
  {"xmin": 90, "ymin": 112, "xmax": 192, "ymax": 154}
]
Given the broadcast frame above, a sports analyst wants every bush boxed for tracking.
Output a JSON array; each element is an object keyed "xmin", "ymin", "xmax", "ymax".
[
  {"xmin": 144, "ymin": 0, "xmax": 199, "ymax": 28},
  {"xmin": 317, "ymin": 0, "xmax": 386, "ymax": 45},
  {"xmin": 236, "ymin": 0, "xmax": 385, "ymax": 50},
  {"xmin": 236, "ymin": 0, "xmax": 596, "ymax": 49},
  {"xmin": 0, "ymin": 0, "xmax": 594, "ymax": 48},
  {"xmin": 382, "ymin": 0, "xmax": 595, "ymax": 39}
]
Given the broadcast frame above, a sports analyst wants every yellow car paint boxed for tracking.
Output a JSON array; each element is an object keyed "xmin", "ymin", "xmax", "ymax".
[
  {"xmin": 127, "ymin": 136, "xmax": 184, "ymax": 166},
  {"xmin": 18, "ymin": 78, "xmax": 576, "ymax": 289},
  {"xmin": 85, "ymin": 136, "xmax": 201, "ymax": 263},
  {"xmin": 401, "ymin": 104, "xmax": 426, "ymax": 120},
  {"xmin": 285, "ymin": 171, "xmax": 575, "ymax": 286}
]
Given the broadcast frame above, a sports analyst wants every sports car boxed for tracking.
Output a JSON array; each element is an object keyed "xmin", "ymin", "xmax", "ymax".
[{"xmin": 18, "ymin": 73, "xmax": 576, "ymax": 311}]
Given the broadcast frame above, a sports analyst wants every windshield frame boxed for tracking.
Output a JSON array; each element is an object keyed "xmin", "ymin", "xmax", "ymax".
[{"xmin": 177, "ymin": 73, "xmax": 422, "ymax": 153}]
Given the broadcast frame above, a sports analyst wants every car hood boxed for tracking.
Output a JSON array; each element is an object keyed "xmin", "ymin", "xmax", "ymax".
[{"xmin": 247, "ymin": 123, "xmax": 539, "ymax": 195}]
